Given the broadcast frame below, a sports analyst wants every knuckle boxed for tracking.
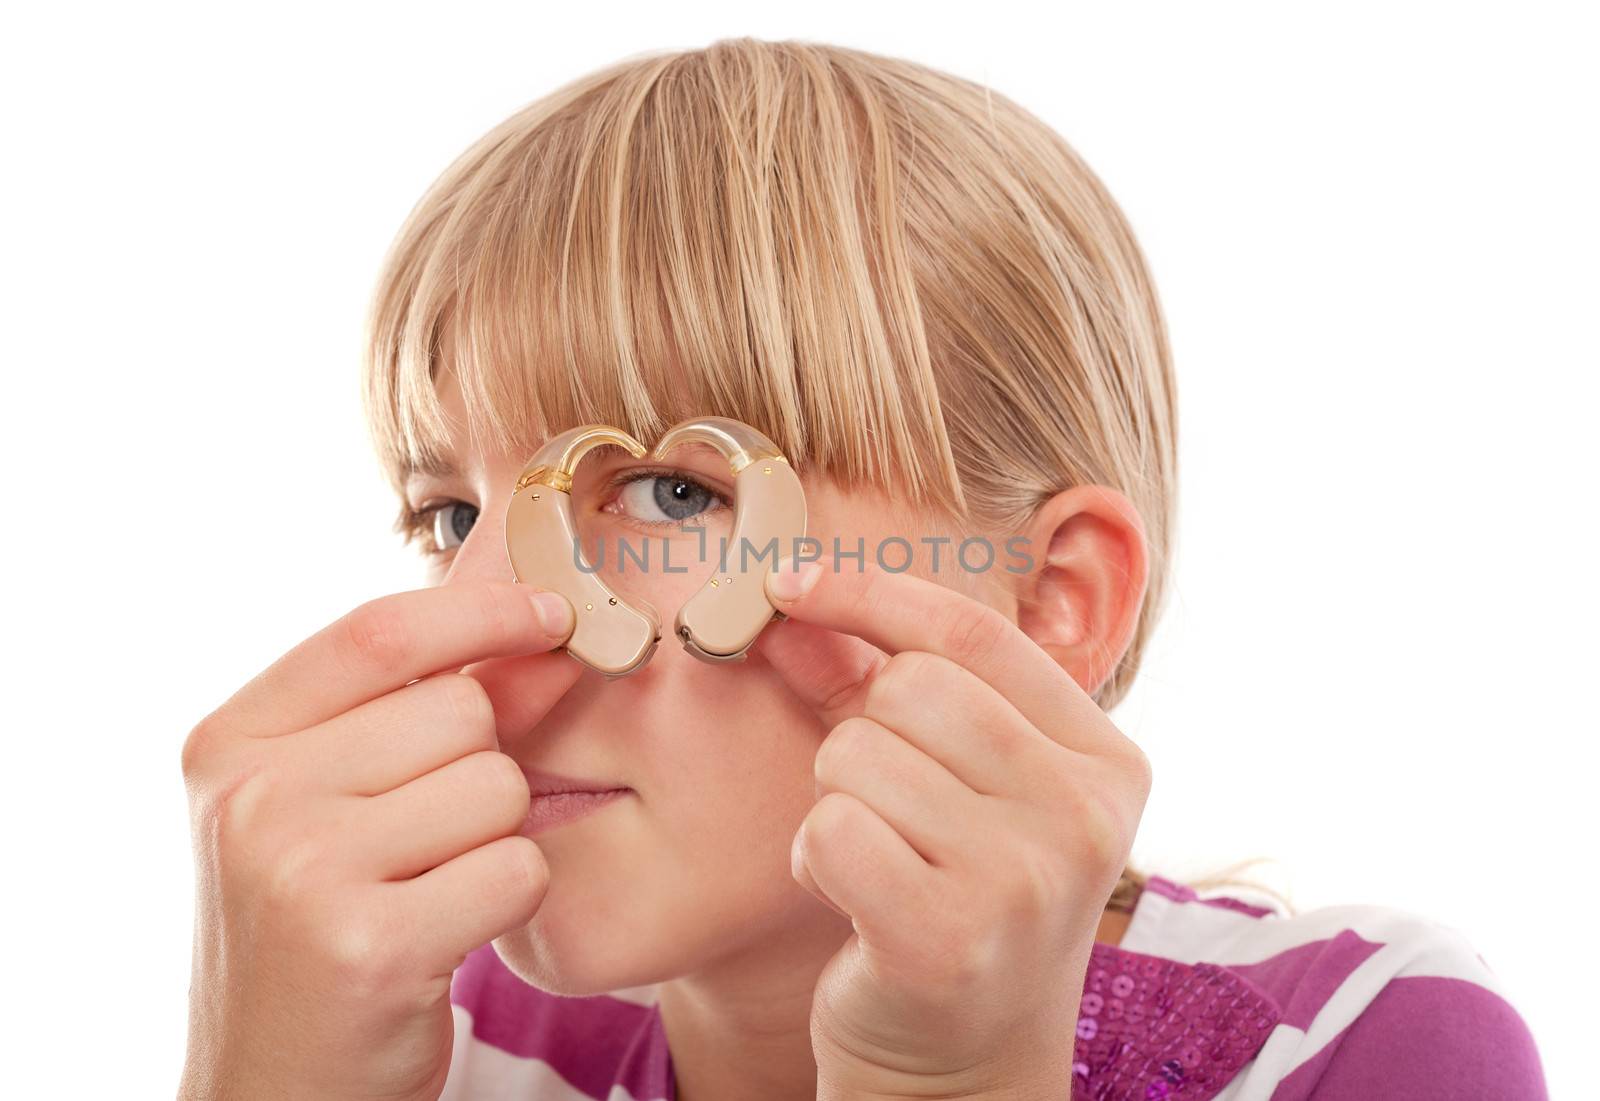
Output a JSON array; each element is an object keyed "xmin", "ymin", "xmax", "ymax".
[
  {"xmin": 187, "ymin": 758, "xmax": 271, "ymax": 870},
  {"xmin": 339, "ymin": 599, "xmax": 414, "ymax": 676},
  {"xmin": 1122, "ymin": 741, "xmax": 1154, "ymax": 803},
  {"xmin": 1068, "ymin": 781, "xmax": 1138, "ymax": 878},
  {"xmin": 815, "ymin": 718, "xmax": 877, "ymax": 785},
  {"xmin": 259, "ymin": 830, "xmax": 332, "ymax": 910},
  {"xmin": 816, "ymin": 650, "xmax": 884, "ymax": 718},
  {"xmin": 206, "ymin": 764, "xmax": 274, "ymax": 846},
  {"xmin": 853, "ymin": 565, "xmax": 896, "ymax": 621},
  {"xmin": 1037, "ymin": 746, "xmax": 1081, "ymax": 794},
  {"xmin": 491, "ymin": 836, "xmax": 549, "ymax": 900},
  {"xmin": 997, "ymin": 842, "xmax": 1065, "ymax": 928},
  {"xmin": 805, "ymin": 790, "xmax": 860, "ymax": 845},
  {"xmin": 939, "ymin": 601, "xmax": 1011, "ymax": 668},
  {"xmin": 321, "ymin": 909, "xmax": 404, "ymax": 995},
  {"xmin": 920, "ymin": 912, "xmax": 991, "ymax": 993},
  {"xmin": 863, "ymin": 650, "xmax": 933, "ymax": 717},
  {"xmin": 983, "ymin": 718, "xmax": 1031, "ymax": 769},
  {"xmin": 437, "ymin": 673, "xmax": 495, "ymax": 733},
  {"xmin": 180, "ymin": 713, "xmax": 226, "ymax": 783},
  {"xmin": 472, "ymin": 750, "xmax": 531, "ymax": 816}
]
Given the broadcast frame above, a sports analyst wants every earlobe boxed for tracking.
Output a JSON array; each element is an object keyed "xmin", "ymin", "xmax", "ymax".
[{"xmin": 1015, "ymin": 486, "xmax": 1149, "ymax": 696}]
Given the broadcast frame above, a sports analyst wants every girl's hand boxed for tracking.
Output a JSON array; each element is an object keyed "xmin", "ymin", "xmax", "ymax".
[
  {"xmin": 179, "ymin": 580, "xmax": 581, "ymax": 1101},
  {"xmin": 758, "ymin": 559, "xmax": 1152, "ymax": 1100}
]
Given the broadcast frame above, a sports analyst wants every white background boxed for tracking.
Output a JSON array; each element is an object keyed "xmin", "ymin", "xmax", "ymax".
[{"xmin": 3, "ymin": 2, "xmax": 1592, "ymax": 1096}]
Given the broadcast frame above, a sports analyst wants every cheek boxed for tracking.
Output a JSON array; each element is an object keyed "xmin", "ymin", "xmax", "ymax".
[
  {"xmin": 640, "ymin": 657, "xmax": 828, "ymax": 931},
  {"xmin": 646, "ymin": 646, "xmax": 824, "ymax": 818},
  {"xmin": 617, "ymin": 648, "xmax": 826, "ymax": 920}
]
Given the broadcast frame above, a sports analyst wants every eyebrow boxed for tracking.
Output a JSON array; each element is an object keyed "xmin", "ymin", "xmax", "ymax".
[{"xmin": 400, "ymin": 455, "xmax": 461, "ymax": 482}]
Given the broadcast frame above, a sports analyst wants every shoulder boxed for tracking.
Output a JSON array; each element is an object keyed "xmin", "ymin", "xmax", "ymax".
[
  {"xmin": 439, "ymin": 943, "xmax": 674, "ymax": 1101},
  {"xmin": 1116, "ymin": 876, "xmax": 1547, "ymax": 1100}
]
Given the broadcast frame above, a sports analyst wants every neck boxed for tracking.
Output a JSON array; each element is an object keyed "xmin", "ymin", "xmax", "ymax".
[
  {"xmin": 659, "ymin": 904, "xmax": 1134, "ymax": 1101},
  {"xmin": 657, "ymin": 906, "xmax": 848, "ymax": 1101}
]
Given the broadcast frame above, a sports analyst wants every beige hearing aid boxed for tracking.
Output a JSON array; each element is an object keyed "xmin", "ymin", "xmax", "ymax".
[
  {"xmin": 651, "ymin": 416, "xmax": 808, "ymax": 664},
  {"xmin": 504, "ymin": 425, "xmax": 663, "ymax": 678}
]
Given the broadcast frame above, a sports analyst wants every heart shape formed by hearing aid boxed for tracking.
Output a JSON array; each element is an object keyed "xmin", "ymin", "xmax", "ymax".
[{"xmin": 504, "ymin": 416, "xmax": 808, "ymax": 677}]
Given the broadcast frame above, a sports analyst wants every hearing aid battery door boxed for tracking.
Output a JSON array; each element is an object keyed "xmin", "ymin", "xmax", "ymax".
[
  {"xmin": 506, "ymin": 481, "xmax": 661, "ymax": 678},
  {"xmin": 675, "ymin": 453, "xmax": 808, "ymax": 662}
]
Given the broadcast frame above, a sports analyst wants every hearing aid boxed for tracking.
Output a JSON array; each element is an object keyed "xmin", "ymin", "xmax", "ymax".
[
  {"xmin": 650, "ymin": 416, "xmax": 808, "ymax": 664},
  {"xmin": 504, "ymin": 425, "xmax": 663, "ymax": 678}
]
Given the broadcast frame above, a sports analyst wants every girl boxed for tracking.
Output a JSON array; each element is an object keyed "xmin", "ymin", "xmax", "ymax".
[{"xmin": 179, "ymin": 38, "xmax": 1546, "ymax": 1101}]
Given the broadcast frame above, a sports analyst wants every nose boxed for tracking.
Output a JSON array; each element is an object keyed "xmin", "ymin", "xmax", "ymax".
[{"xmin": 441, "ymin": 494, "xmax": 515, "ymax": 587}]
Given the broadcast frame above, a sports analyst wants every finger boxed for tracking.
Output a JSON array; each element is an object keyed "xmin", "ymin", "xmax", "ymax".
[
  {"xmin": 813, "ymin": 717, "xmax": 989, "ymax": 867},
  {"xmin": 395, "ymin": 834, "xmax": 550, "ymax": 976},
  {"xmin": 856, "ymin": 651, "xmax": 1069, "ymax": 800},
  {"xmin": 463, "ymin": 649, "xmax": 586, "ymax": 746},
  {"xmin": 358, "ymin": 751, "xmax": 531, "ymax": 880},
  {"xmin": 218, "ymin": 580, "xmax": 575, "ymax": 740},
  {"xmin": 273, "ymin": 672, "xmax": 498, "ymax": 796},
  {"xmin": 765, "ymin": 556, "xmax": 1117, "ymax": 756},
  {"xmin": 791, "ymin": 791, "xmax": 936, "ymax": 945},
  {"xmin": 750, "ymin": 617, "xmax": 887, "ymax": 731}
]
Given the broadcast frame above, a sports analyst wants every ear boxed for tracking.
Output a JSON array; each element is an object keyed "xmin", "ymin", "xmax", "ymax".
[{"xmin": 1012, "ymin": 485, "xmax": 1150, "ymax": 698}]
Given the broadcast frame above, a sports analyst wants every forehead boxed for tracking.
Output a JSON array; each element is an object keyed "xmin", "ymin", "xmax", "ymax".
[{"xmin": 410, "ymin": 368, "xmax": 526, "ymax": 483}]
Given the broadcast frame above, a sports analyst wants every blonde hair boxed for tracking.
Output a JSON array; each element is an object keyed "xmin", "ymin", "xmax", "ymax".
[{"xmin": 362, "ymin": 37, "xmax": 1177, "ymax": 715}]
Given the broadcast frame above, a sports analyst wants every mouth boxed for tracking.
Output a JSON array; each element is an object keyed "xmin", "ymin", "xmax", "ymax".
[{"xmin": 518, "ymin": 767, "xmax": 632, "ymax": 836}]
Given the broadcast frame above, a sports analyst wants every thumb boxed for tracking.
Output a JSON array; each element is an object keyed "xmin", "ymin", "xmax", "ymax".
[
  {"xmin": 462, "ymin": 649, "xmax": 585, "ymax": 748},
  {"xmin": 752, "ymin": 616, "xmax": 886, "ymax": 731},
  {"xmin": 791, "ymin": 819, "xmax": 853, "ymax": 921}
]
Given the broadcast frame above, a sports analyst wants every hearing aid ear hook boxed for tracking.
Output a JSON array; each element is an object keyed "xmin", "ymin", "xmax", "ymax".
[
  {"xmin": 504, "ymin": 425, "xmax": 663, "ymax": 678},
  {"xmin": 650, "ymin": 416, "xmax": 809, "ymax": 664}
]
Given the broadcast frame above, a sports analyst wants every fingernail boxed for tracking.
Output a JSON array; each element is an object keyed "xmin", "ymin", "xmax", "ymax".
[
  {"xmin": 529, "ymin": 590, "xmax": 573, "ymax": 637},
  {"xmin": 769, "ymin": 560, "xmax": 822, "ymax": 602}
]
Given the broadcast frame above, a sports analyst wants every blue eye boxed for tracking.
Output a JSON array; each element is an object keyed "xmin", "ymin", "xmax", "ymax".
[
  {"xmin": 431, "ymin": 501, "xmax": 478, "ymax": 551},
  {"xmin": 613, "ymin": 472, "xmax": 727, "ymax": 525},
  {"xmin": 397, "ymin": 499, "xmax": 479, "ymax": 562}
]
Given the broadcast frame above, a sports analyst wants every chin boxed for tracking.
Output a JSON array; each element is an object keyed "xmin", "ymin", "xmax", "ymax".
[{"xmin": 490, "ymin": 895, "xmax": 679, "ymax": 997}]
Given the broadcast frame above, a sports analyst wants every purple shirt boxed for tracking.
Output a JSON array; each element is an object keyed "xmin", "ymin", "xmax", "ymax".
[{"xmin": 440, "ymin": 875, "xmax": 1546, "ymax": 1099}]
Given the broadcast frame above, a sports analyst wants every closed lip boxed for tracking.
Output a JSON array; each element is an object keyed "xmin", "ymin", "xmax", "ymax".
[{"xmin": 520, "ymin": 767, "xmax": 630, "ymax": 798}]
